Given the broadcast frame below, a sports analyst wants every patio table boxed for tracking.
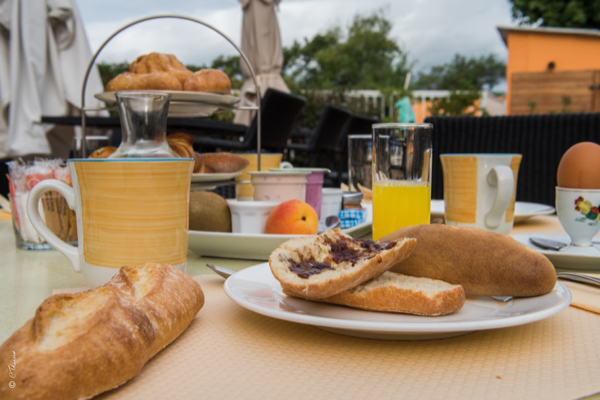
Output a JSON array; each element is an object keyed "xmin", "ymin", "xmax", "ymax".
[{"xmin": 1, "ymin": 212, "xmax": 599, "ymax": 400}]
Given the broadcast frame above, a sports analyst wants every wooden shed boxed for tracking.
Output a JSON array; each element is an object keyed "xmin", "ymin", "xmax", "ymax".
[{"xmin": 498, "ymin": 26, "xmax": 600, "ymax": 115}]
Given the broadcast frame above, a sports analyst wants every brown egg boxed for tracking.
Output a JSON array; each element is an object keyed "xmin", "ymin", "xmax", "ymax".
[{"xmin": 557, "ymin": 142, "xmax": 600, "ymax": 189}]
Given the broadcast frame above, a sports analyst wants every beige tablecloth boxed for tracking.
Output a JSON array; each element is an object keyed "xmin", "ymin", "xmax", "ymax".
[{"xmin": 90, "ymin": 275, "xmax": 600, "ymax": 400}]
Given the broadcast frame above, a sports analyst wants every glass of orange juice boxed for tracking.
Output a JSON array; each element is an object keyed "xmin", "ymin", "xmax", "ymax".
[{"xmin": 372, "ymin": 123, "xmax": 433, "ymax": 240}]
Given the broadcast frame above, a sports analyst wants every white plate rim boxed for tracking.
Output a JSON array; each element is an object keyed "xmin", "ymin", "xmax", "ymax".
[
  {"xmin": 224, "ymin": 263, "xmax": 571, "ymax": 334},
  {"xmin": 513, "ymin": 233, "xmax": 600, "ymax": 262},
  {"xmin": 190, "ymin": 218, "xmax": 372, "ymax": 240},
  {"xmin": 431, "ymin": 200, "xmax": 555, "ymax": 221},
  {"xmin": 95, "ymin": 91, "xmax": 239, "ymax": 106},
  {"xmin": 191, "ymin": 171, "xmax": 241, "ymax": 182}
]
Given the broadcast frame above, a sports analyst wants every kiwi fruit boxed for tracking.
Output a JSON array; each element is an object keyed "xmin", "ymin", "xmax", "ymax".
[{"xmin": 189, "ymin": 191, "xmax": 232, "ymax": 232}]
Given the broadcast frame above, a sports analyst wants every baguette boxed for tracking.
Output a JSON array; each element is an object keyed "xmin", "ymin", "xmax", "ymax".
[
  {"xmin": 269, "ymin": 229, "xmax": 417, "ymax": 299},
  {"xmin": 0, "ymin": 263, "xmax": 204, "ymax": 400},
  {"xmin": 382, "ymin": 224, "xmax": 557, "ymax": 297},
  {"xmin": 284, "ymin": 272, "xmax": 466, "ymax": 316}
]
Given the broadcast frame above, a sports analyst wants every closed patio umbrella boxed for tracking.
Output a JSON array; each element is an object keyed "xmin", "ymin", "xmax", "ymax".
[
  {"xmin": 234, "ymin": 0, "xmax": 290, "ymax": 126},
  {"xmin": 0, "ymin": 0, "xmax": 105, "ymax": 158}
]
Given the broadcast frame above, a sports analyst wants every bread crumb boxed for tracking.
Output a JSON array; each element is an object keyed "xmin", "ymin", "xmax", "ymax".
[{"xmin": 496, "ymin": 376, "xmax": 502, "ymax": 380}]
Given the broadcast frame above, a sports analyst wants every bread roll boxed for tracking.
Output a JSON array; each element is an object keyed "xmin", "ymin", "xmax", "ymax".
[
  {"xmin": 105, "ymin": 72, "xmax": 145, "ymax": 91},
  {"xmin": 382, "ymin": 224, "xmax": 557, "ymax": 297},
  {"xmin": 285, "ymin": 272, "xmax": 466, "ymax": 316},
  {"xmin": 269, "ymin": 229, "xmax": 417, "ymax": 299},
  {"xmin": 168, "ymin": 138, "xmax": 195, "ymax": 159},
  {"xmin": 0, "ymin": 263, "xmax": 204, "ymax": 400},
  {"xmin": 167, "ymin": 132, "xmax": 195, "ymax": 146},
  {"xmin": 196, "ymin": 152, "xmax": 249, "ymax": 173},
  {"xmin": 106, "ymin": 71, "xmax": 182, "ymax": 91},
  {"xmin": 130, "ymin": 52, "xmax": 192, "ymax": 85},
  {"xmin": 141, "ymin": 71, "xmax": 182, "ymax": 91},
  {"xmin": 183, "ymin": 69, "xmax": 232, "ymax": 94}
]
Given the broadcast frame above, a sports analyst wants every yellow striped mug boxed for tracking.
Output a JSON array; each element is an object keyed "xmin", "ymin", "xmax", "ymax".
[
  {"xmin": 440, "ymin": 154, "xmax": 522, "ymax": 235},
  {"xmin": 27, "ymin": 158, "xmax": 194, "ymax": 287}
]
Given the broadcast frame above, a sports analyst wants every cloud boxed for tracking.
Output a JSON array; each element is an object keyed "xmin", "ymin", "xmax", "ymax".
[{"xmin": 79, "ymin": 0, "xmax": 514, "ymax": 73}]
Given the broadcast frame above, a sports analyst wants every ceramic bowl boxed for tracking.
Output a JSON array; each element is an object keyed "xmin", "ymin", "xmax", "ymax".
[
  {"xmin": 228, "ymin": 200, "xmax": 280, "ymax": 234},
  {"xmin": 270, "ymin": 168, "xmax": 329, "ymax": 218},
  {"xmin": 249, "ymin": 171, "xmax": 310, "ymax": 202}
]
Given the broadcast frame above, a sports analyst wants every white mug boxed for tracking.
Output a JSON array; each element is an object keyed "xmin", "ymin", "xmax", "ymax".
[
  {"xmin": 27, "ymin": 158, "xmax": 193, "ymax": 288},
  {"xmin": 440, "ymin": 154, "xmax": 522, "ymax": 235}
]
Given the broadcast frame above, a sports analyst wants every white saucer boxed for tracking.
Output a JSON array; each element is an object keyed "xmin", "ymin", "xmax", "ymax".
[
  {"xmin": 224, "ymin": 263, "xmax": 571, "ymax": 341},
  {"xmin": 431, "ymin": 200, "xmax": 555, "ymax": 223},
  {"xmin": 512, "ymin": 233, "xmax": 600, "ymax": 270}
]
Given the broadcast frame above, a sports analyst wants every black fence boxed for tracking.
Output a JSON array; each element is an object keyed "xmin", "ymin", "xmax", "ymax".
[{"xmin": 425, "ymin": 113, "xmax": 600, "ymax": 206}]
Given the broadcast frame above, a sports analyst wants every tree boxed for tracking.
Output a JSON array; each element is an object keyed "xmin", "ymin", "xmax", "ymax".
[
  {"xmin": 411, "ymin": 53, "xmax": 506, "ymax": 116},
  {"xmin": 283, "ymin": 10, "xmax": 410, "ymax": 91},
  {"xmin": 412, "ymin": 53, "xmax": 506, "ymax": 91},
  {"xmin": 508, "ymin": 0, "xmax": 600, "ymax": 29}
]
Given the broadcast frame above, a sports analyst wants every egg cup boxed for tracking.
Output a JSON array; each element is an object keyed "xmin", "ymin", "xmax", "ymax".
[{"xmin": 556, "ymin": 187, "xmax": 600, "ymax": 246}]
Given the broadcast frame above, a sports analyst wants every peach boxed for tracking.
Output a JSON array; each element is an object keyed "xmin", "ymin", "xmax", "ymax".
[{"xmin": 265, "ymin": 200, "xmax": 319, "ymax": 235}]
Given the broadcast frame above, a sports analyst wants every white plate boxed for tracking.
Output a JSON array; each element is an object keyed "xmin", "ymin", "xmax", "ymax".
[
  {"xmin": 95, "ymin": 91, "xmax": 239, "ymax": 117},
  {"xmin": 224, "ymin": 263, "xmax": 571, "ymax": 340},
  {"xmin": 95, "ymin": 91, "xmax": 239, "ymax": 105},
  {"xmin": 191, "ymin": 171, "xmax": 241, "ymax": 183},
  {"xmin": 513, "ymin": 233, "xmax": 600, "ymax": 270},
  {"xmin": 189, "ymin": 218, "xmax": 372, "ymax": 260},
  {"xmin": 430, "ymin": 200, "xmax": 555, "ymax": 222}
]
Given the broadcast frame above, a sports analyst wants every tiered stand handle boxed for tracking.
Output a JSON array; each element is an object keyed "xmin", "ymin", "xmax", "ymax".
[{"xmin": 79, "ymin": 15, "xmax": 262, "ymax": 169}]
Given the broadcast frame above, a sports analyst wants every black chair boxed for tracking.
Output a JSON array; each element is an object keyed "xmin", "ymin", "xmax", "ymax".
[
  {"xmin": 287, "ymin": 105, "xmax": 352, "ymax": 167},
  {"xmin": 193, "ymin": 88, "xmax": 306, "ymax": 152},
  {"xmin": 327, "ymin": 114, "xmax": 379, "ymax": 186},
  {"xmin": 425, "ymin": 114, "xmax": 600, "ymax": 206}
]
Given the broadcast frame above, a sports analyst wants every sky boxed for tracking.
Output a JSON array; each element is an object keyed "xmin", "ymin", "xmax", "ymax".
[{"xmin": 77, "ymin": 0, "xmax": 515, "ymax": 81}]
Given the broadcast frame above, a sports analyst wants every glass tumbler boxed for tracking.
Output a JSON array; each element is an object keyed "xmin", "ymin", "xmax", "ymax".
[
  {"xmin": 348, "ymin": 134, "xmax": 372, "ymax": 192},
  {"xmin": 372, "ymin": 123, "xmax": 433, "ymax": 240}
]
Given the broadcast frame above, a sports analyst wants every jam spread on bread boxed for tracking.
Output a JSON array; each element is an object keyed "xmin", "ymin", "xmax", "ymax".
[
  {"xmin": 288, "ymin": 259, "xmax": 334, "ymax": 278},
  {"xmin": 287, "ymin": 237, "xmax": 398, "ymax": 278},
  {"xmin": 328, "ymin": 238, "xmax": 397, "ymax": 265}
]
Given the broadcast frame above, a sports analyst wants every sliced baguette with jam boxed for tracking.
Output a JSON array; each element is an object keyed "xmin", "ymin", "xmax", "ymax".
[
  {"xmin": 284, "ymin": 271, "xmax": 466, "ymax": 316},
  {"xmin": 269, "ymin": 229, "xmax": 417, "ymax": 299}
]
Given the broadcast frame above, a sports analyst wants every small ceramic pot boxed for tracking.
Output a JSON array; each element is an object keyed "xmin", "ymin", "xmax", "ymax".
[
  {"xmin": 250, "ymin": 171, "xmax": 310, "ymax": 202},
  {"xmin": 228, "ymin": 200, "xmax": 280, "ymax": 234},
  {"xmin": 270, "ymin": 168, "xmax": 329, "ymax": 218}
]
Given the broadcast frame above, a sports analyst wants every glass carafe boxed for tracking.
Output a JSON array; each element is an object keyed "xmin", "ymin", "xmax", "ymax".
[{"xmin": 109, "ymin": 92, "xmax": 178, "ymax": 158}]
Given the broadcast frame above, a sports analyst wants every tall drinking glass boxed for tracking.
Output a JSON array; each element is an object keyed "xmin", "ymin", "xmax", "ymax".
[
  {"xmin": 348, "ymin": 134, "xmax": 372, "ymax": 192},
  {"xmin": 372, "ymin": 123, "xmax": 433, "ymax": 240}
]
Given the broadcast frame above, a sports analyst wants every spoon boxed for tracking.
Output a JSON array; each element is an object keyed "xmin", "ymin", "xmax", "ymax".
[
  {"xmin": 206, "ymin": 264, "xmax": 236, "ymax": 279},
  {"xmin": 323, "ymin": 215, "xmax": 341, "ymax": 230},
  {"xmin": 530, "ymin": 237, "xmax": 600, "ymax": 251},
  {"xmin": 557, "ymin": 272, "xmax": 600, "ymax": 287}
]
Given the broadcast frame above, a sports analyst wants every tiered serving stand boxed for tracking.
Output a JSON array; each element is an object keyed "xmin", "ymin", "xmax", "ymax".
[{"xmin": 78, "ymin": 15, "xmax": 264, "ymax": 190}]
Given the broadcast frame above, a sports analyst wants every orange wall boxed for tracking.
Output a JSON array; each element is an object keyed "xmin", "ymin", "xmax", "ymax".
[{"xmin": 506, "ymin": 31, "xmax": 600, "ymax": 113}]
